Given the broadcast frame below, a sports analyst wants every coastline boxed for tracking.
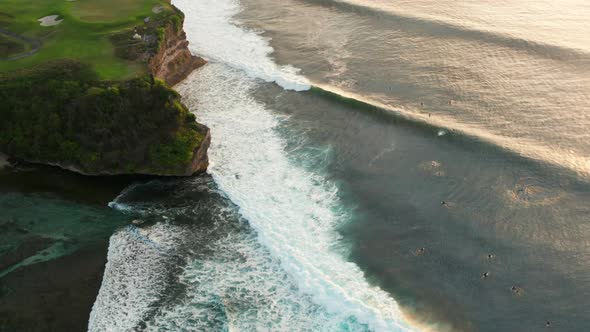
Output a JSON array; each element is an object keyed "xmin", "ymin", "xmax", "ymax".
[
  {"xmin": 0, "ymin": 2, "xmax": 210, "ymax": 178},
  {"xmin": 1, "ymin": 0, "xmax": 584, "ymax": 330},
  {"xmin": 0, "ymin": 6, "xmax": 207, "ymax": 331}
]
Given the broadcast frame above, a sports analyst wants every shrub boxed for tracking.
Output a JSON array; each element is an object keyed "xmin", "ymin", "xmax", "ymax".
[{"xmin": 0, "ymin": 60, "xmax": 205, "ymax": 175}]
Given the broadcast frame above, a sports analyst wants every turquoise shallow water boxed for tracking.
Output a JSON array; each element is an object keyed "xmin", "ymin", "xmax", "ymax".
[
  {"xmin": 0, "ymin": 163, "xmax": 132, "ymax": 279},
  {"xmin": 0, "ymin": 192, "xmax": 127, "ymax": 276}
]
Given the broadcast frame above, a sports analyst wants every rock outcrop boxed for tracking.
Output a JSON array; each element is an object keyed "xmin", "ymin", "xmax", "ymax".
[
  {"xmin": 149, "ymin": 23, "xmax": 206, "ymax": 87},
  {"xmin": 188, "ymin": 123, "xmax": 211, "ymax": 175},
  {"xmin": 148, "ymin": 12, "xmax": 210, "ymax": 176}
]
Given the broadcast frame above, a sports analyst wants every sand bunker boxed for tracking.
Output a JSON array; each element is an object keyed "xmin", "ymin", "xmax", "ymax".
[
  {"xmin": 38, "ymin": 15, "xmax": 63, "ymax": 26},
  {"xmin": 152, "ymin": 5, "xmax": 164, "ymax": 14}
]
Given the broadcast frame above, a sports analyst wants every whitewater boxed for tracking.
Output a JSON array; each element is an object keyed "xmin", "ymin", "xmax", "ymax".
[{"xmin": 88, "ymin": 0, "xmax": 420, "ymax": 331}]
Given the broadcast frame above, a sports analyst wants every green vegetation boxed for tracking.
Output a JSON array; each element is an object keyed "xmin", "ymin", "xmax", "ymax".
[
  {"xmin": 0, "ymin": 34, "xmax": 26, "ymax": 58},
  {"xmin": 0, "ymin": 1, "xmax": 206, "ymax": 175},
  {"xmin": 149, "ymin": 118, "xmax": 203, "ymax": 174},
  {"xmin": 0, "ymin": 60, "xmax": 206, "ymax": 175},
  {"xmin": 0, "ymin": 0, "xmax": 177, "ymax": 79},
  {"xmin": 71, "ymin": 0, "xmax": 156, "ymax": 23},
  {"xmin": 109, "ymin": 7, "xmax": 185, "ymax": 62}
]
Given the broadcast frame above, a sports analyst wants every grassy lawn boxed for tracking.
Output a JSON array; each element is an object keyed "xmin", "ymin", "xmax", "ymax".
[
  {"xmin": 71, "ymin": 0, "xmax": 155, "ymax": 22},
  {"xmin": 0, "ymin": 0, "xmax": 172, "ymax": 79},
  {"xmin": 0, "ymin": 34, "xmax": 27, "ymax": 58}
]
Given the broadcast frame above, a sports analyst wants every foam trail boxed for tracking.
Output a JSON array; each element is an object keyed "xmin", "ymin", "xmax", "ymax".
[
  {"xmin": 173, "ymin": 0, "xmax": 310, "ymax": 91},
  {"xmin": 92, "ymin": 178, "xmax": 364, "ymax": 331},
  {"xmin": 88, "ymin": 223, "xmax": 186, "ymax": 331},
  {"xmin": 147, "ymin": 228, "xmax": 349, "ymax": 331},
  {"xmin": 176, "ymin": 63, "xmax": 418, "ymax": 331}
]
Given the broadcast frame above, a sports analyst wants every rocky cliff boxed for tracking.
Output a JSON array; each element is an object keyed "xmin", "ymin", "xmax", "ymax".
[
  {"xmin": 111, "ymin": 4, "xmax": 207, "ymax": 87},
  {"xmin": 0, "ymin": 9, "xmax": 210, "ymax": 177},
  {"xmin": 149, "ymin": 12, "xmax": 210, "ymax": 175},
  {"xmin": 149, "ymin": 23, "xmax": 206, "ymax": 87}
]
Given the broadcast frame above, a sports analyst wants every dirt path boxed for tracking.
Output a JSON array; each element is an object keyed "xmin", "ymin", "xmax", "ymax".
[{"xmin": 0, "ymin": 28, "xmax": 41, "ymax": 60}]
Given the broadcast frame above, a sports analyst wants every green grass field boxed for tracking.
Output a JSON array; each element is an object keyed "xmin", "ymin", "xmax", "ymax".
[
  {"xmin": 0, "ymin": 34, "xmax": 27, "ymax": 57},
  {"xmin": 0, "ymin": 0, "xmax": 172, "ymax": 79}
]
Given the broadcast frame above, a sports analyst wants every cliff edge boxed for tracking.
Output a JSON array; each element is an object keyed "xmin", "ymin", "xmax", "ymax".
[
  {"xmin": 149, "ymin": 19, "xmax": 206, "ymax": 86},
  {"xmin": 0, "ymin": 4, "xmax": 209, "ymax": 176}
]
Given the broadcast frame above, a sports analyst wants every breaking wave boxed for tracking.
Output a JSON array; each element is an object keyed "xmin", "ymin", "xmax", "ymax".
[
  {"xmin": 174, "ymin": 63, "xmax": 418, "ymax": 331},
  {"xmin": 174, "ymin": 0, "xmax": 311, "ymax": 91}
]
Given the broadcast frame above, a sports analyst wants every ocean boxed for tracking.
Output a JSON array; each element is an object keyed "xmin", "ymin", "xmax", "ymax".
[{"xmin": 7, "ymin": 0, "xmax": 590, "ymax": 331}]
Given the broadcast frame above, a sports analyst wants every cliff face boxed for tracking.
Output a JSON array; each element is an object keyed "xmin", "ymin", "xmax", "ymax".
[
  {"xmin": 148, "ymin": 17, "xmax": 210, "ymax": 176},
  {"xmin": 189, "ymin": 123, "xmax": 211, "ymax": 175},
  {"xmin": 149, "ymin": 24, "xmax": 206, "ymax": 87},
  {"xmin": 147, "ymin": 15, "xmax": 210, "ymax": 176},
  {"xmin": 110, "ymin": 4, "xmax": 206, "ymax": 87}
]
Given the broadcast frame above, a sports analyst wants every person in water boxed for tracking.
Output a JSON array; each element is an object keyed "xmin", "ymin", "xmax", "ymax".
[{"xmin": 511, "ymin": 285, "xmax": 524, "ymax": 295}]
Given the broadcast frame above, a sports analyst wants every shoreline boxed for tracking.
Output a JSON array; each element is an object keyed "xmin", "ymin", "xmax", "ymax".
[
  {"xmin": 1, "ymin": 2, "xmax": 210, "ymax": 178},
  {"xmin": 0, "ymin": 4, "xmax": 206, "ymax": 330}
]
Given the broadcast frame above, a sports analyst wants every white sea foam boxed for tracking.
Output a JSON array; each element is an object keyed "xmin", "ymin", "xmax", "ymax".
[
  {"xmin": 91, "ymin": 0, "xmax": 418, "ymax": 329},
  {"xmin": 175, "ymin": 63, "xmax": 417, "ymax": 331},
  {"xmin": 147, "ymin": 229, "xmax": 349, "ymax": 331},
  {"xmin": 92, "ymin": 180, "xmax": 359, "ymax": 331},
  {"xmin": 172, "ymin": 0, "xmax": 310, "ymax": 91},
  {"xmin": 88, "ymin": 223, "xmax": 186, "ymax": 331}
]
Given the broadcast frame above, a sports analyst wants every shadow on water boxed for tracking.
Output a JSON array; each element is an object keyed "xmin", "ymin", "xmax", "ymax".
[
  {"xmin": 298, "ymin": 0, "xmax": 590, "ymax": 62},
  {"xmin": 0, "ymin": 160, "xmax": 163, "ymax": 206},
  {"xmin": 0, "ymin": 159, "xmax": 196, "ymax": 331},
  {"xmin": 253, "ymin": 82, "xmax": 590, "ymax": 332},
  {"xmin": 0, "ymin": 155, "xmax": 230, "ymax": 331},
  {"xmin": 308, "ymin": 86, "xmax": 590, "ymax": 186}
]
